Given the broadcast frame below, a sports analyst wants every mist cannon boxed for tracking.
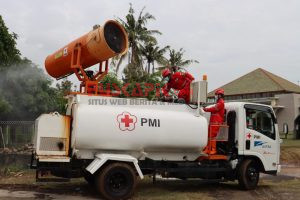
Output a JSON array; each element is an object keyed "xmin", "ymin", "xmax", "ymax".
[{"xmin": 45, "ymin": 20, "xmax": 128, "ymax": 93}]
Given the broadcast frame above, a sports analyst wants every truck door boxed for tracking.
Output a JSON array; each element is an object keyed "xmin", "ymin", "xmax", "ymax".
[{"xmin": 243, "ymin": 104, "xmax": 280, "ymax": 171}]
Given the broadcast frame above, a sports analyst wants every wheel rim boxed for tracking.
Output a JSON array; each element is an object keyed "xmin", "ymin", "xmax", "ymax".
[
  {"xmin": 104, "ymin": 169, "xmax": 133, "ymax": 196},
  {"xmin": 108, "ymin": 172, "xmax": 127, "ymax": 191},
  {"xmin": 246, "ymin": 165, "xmax": 258, "ymax": 182}
]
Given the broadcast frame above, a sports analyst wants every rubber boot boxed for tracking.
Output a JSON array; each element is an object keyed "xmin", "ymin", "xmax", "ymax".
[{"xmin": 210, "ymin": 140, "xmax": 217, "ymax": 155}]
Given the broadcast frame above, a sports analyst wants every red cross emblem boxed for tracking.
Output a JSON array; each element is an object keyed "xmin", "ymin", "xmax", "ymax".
[
  {"xmin": 117, "ymin": 112, "xmax": 137, "ymax": 131},
  {"xmin": 246, "ymin": 133, "xmax": 251, "ymax": 139}
]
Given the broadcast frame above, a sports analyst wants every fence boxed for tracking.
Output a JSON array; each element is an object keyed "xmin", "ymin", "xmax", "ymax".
[{"xmin": 0, "ymin": 121, "xmax": 35, "ymax": 148}]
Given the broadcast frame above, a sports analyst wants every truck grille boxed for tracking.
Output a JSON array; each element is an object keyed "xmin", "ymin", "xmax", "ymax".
[{"xmin": 39, "ymin": 137, "xmax": 66, "ymax": 151}]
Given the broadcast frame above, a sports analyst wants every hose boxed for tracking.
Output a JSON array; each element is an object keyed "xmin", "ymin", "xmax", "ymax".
[{"xmin": 186, "ymin": 103, "xmax": 198, "ymax": 109}]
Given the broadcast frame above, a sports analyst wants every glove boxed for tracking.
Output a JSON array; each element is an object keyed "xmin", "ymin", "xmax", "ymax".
[
  {"xmin": 199, "ymin": 108, "xmax": 205, "ymax": 115},
  {"xmin": 160, "ymin": 96, "xmax": 172, "ymax": 102},
  {"xmin": 165, "ymin": 96, "xmax": 173, "ymax": 102},
  {"xmin": 176, "ymin": 98, "xmax": 185, "ymax": 104}
]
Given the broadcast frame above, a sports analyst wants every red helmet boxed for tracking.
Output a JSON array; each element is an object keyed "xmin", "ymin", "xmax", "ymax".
[
  {"xmin": 215, "ymin": 88, "xmax": 224, "ymax": 95},
  {"xmin": 162, "ymin": 68, "xmax": 171, "ymax": 77}
]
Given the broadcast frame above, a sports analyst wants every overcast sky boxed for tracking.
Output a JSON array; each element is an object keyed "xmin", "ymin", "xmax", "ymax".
[{"xmin": 1, "ymin": 0, "xmax": 300, "ymax": 90}]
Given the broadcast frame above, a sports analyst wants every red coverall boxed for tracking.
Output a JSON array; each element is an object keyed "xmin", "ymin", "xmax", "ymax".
[
  {"xmin": 162, "ymin": 71, "xmax": 194, "ymax": 103},
  {"xmin": 204, "ymin": 98, "xmax": 225, "ymax": 137}
]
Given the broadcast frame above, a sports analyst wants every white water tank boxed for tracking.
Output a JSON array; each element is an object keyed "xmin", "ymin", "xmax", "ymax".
[{"xmin": 71, "ymin": 96, "xmax": 208, "ymax": 153}]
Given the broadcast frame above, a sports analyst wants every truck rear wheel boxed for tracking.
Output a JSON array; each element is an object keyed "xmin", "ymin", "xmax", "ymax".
[
  {"xmin": 238, "ymin": 159, "xmax": 260, "ymax": 190},
  {"xmin": 96, "ymin": 163, "xmax": 137, "ymax": 200}
]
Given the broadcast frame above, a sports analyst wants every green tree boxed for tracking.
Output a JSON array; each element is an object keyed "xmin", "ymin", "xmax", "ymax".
[
  {"xmin": 0, "ymin": 62, "xmax": 58, "ymax": 120},
  {"xmin": 0, "ymin": 96, "xmax": 11, "ymax": 115},
  {"xmin": 98, "ymin": 72, "xmax": 123, "ymax": 96},
  {"xmin": 122, "ymin": 62, "xmax": 145, "ymax": 83},
  {"xmin": 0, "ymin": 15, "xmax": 22, "ymax": 69},
  {"xmin": 55, "ymin": 79, "xmax": 73, "ymax": 114},
  {"xmin": 121, "ymin": 70, "xmax": 164, "ymax": 100},
  {"xmin": 115, "ymin": 4, "xmax": 161, "ymax": 73},
  {"xmin": 164, "ymin": 48, "xmax": 199, "ymax": 68},
  {"xmin": 0, "ymin": 16, "xmax": 64, "ymax": 120},
  {"xmin": 140, "ymin": 41, "xmax": 169, "ymax": 74}
]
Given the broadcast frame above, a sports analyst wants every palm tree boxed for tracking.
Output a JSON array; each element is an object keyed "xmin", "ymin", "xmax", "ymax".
[
  {"xmin": 114, "ymin": 4, "xmax": 161, "ymax": 73},
  {"xmin": 166, "ymin": 48, "xmax": 199, "ymax": 67},
  {"xmin": 140, "ymin": 42, "xmax": 154, "ymax": 73},
  {"xmin": 140, "ymin": 41, "xmax": 169, "ymax": 73}
]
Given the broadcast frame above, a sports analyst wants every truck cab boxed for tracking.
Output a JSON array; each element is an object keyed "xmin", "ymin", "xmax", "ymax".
[
  {"xmin": 224, "ymin": 102, "xmax": 281, "ymax": 189},
  {"xmin": 237, "ymin": 103, "xmax": 280, "ymax": 173},
  {"xmin": 225, "ymin": 102, "xmax": 281, "ymax": 174}
]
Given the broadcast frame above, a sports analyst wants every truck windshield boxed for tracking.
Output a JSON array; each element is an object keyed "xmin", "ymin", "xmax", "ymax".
[{"xmin": 246, "ymin": 108, "xmax": 276, "ymax": 140}]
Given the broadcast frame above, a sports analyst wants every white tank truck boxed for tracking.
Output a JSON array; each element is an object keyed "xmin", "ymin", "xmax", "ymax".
[{"xmin": 30, "ymin": 20, "xmax": 281, "ymax": 200}]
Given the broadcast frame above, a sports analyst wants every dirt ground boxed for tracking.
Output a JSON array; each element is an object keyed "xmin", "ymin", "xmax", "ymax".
[
  {"xmin": 0, "ymin": 169, "xmax": 299, "ymax": 200},
  {"xmin": 0, "ymin": 142, "xmax": 299, "ymax": 200}
]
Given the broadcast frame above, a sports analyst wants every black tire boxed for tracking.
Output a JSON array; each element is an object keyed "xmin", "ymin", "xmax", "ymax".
[
  {"xmin": 96, "ymin": 163, "xmax": 137, "ymax": 200},
  {"xmin": 83, "ymin": 170, "xmax": 95, "ymax": 186},
  {"xmin": 238, "ymin": 159, "xmax": 260, "ymax": 190}
]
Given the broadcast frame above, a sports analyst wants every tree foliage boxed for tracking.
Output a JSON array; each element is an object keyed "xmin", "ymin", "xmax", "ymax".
[
  {"xmin": 166, "ymin": 48, "xmax": 199, "ymax": 67},
  {"xmin": 115, "ymin": 3, "xmax": 161, "ymax": 74},
  {"xmin": 0, "ymin": 62, "xmax": 59, "ymax": 120},
  {"xmin": 114, "ymin": 4, "xmax": 198, "ymax": 81},
  {"xmin": 0, "ymin": 16, "xmax": 22, "ymax": 69},
  {"xmin": 140, "ymin": 41, "xmax": 169, "ymax": 73},
  {"xmin": 110, "ymin": 4, "xmax": 200, "ymax": 99},
  {"xmin": 0, "ymin": 15, "xmax": 66, "ymax": 120},
  {"xmin": 55, "ymin": 79, "xmax": 73, "ymax": 114},
  {"xmin": 0, "ymin": 97, "xmax": 11, "ymax": 115}
]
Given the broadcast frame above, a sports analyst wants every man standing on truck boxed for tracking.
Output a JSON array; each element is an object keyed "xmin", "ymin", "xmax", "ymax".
[
  {"xmin": 161, "ymin": 67, "xmax": 194, "ymax": 103},
  {"xmin": 203, "ymin": 89, "xmax": 225, "ymax": 155}
]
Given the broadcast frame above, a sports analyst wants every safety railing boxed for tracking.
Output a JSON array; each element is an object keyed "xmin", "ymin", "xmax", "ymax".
[
  {"xmin": 205, "ymin": 124, "xmax": 229, "ymax": 155},
  {"xmin": 209, "ymin": 124, "xmax": 229, "ymax": 142}
]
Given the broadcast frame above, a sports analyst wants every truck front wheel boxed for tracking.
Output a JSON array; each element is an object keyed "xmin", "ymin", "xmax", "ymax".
[
  {"xmin": 238, "ymin": 159, "xmax": 260, "ymax": 190},
  {"xmin": 96, "ymin": 162, "xmax": 137, "ymax": 200}
]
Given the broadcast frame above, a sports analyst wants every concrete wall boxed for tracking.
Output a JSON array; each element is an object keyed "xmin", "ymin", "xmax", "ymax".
[{"xmin": 275, "ymin": 93, "xmax": 300, "ymax": 132}]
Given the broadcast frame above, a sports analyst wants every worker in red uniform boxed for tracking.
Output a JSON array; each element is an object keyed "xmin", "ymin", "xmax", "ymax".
[
  {"xmin": 161, "ymin": 67, "xmax": 194, "ymax": 103},
  {"xmin": 202, "ymin": 89, "xmax": 225, "ymax": 155}
]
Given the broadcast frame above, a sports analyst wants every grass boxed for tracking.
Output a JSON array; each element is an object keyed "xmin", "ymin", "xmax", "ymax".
[
  {"xmin": 0, "ymin": 164, "xmax": 27, "ymax": 177},
  {"xmin": 280, "ymin": 138, "xmax": 300, "ymax": 165},
  {"xmin": 280, "ymin": 147, "xmax": 300, "ymax": 165},
  {"xmin": 281, "ymin": 138, "xmax": 300, "ymax": 148},
  {"xmin": 0, "ymin": 169, "xmax": 36, "ymax": 185}
]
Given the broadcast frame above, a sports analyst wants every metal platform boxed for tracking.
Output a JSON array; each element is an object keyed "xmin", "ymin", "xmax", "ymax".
[{"xmin": 197, "ymin": 154, "xmax": 228, "ymax": 161}]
